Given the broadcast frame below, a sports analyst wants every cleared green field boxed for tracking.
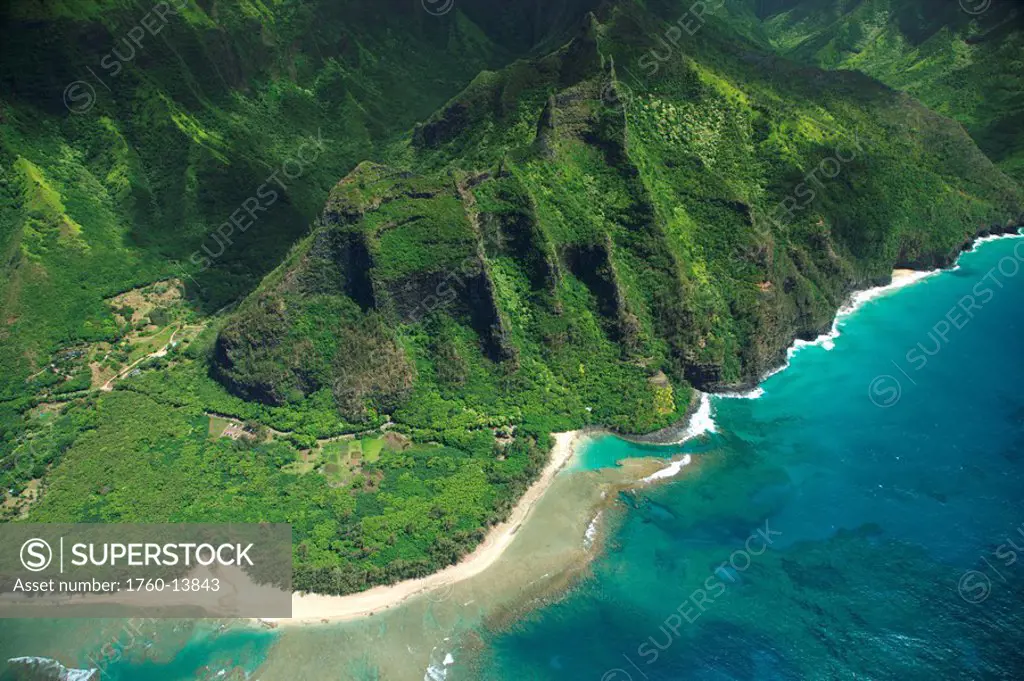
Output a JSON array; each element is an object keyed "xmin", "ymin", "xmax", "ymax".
[
  {"xmin": 127, "ymin": 325, "xmax": 177, "ymax": 364},
  {"xmin": 361, "ymin": 437, "xmax": 384, "ymax": 463},
  {"xmin": 207, "ymin": 415, "xmax": 231, "ymax": 439},
  {"xmin": 314, "ymin": 437, "xmax": 385, "ymax": 485}
]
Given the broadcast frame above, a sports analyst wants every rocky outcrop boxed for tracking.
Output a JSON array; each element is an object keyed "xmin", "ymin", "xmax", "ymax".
[
  {"xmin": 533, "ymin": 95, "xmax": 558, "ymax": 159},
  {"xmin": 562, "ymin": 239, "xmax": 641, "ymax": 354}
]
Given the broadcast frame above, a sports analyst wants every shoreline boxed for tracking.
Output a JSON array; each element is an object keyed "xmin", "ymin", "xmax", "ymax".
[
  {"xmin": 718, "ymin": 229, "xmax": 1024, "ymax": 399},
  {"xmin": 615, "ymin": 389, "xmax": 707, "ymax": 446},
  {"xmin": 264, "ymin": 431, "xmax": 584, "ymax": 627},
  {"xmin": 263, "ymin": 229, "xmax": 1024, "ymax": 629}
]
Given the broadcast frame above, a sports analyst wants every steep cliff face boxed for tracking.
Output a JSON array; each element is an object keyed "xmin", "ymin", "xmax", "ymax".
[
  {"xmin": 0, "ymin": 0, "xmax": 593, "ymax": 408},
  {"xmin": 6, "ymin": 0, "xmax": 1018, "ymax": 422},
  {"xmin": 213, "ymin": 3, "xmax": 1023, "ymax": 425}
]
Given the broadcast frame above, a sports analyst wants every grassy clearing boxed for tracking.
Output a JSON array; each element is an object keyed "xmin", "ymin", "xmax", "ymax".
[
  {"xmin": 304, "ymin": 436, "xmax": 388, "ymax": 487},
  {"xmin": 207, "ymin": 415, "xmax": 232, "ymax": 439},
  {"xmin": 126, "ymin": 325, "xmax": 177, "ymax": 364}
]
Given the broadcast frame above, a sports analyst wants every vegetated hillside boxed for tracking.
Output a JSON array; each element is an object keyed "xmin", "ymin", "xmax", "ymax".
[
  {"xmin": 752, "ymin": 0, "xmax": 1024, "ymax": 184},
  {"xmin": 213, "ymin": 24, "xmax": 698, "ymax": 436},
  {"xmin": 10, "ymin": 0, "xmax": 1024, "ymax": 597},
  {"xmin": 215, "ymin": 0, "xmax": 1024, "ymax": 418},
  {"xmin": 0, "ymin": 0, "xmax": 597, "ymax": 481}
]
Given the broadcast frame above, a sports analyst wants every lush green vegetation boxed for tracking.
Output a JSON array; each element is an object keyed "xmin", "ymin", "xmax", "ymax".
[
  {"xmin": 2, "ymin": 0, "xmax": 1022, "ymax": 595},
  {"xmin": 219, "ymin": 0, "xmax": 1022, "ymax": 402},
  {"xmin": 748, "ymin": 0, "xmax": 1024, "ymax": 184},
  {"xmin": 21, "ymin": 390, "xmax": 552, "ymax": 593},
  {"xmin": 0, "ymin": 0, "xmax": 590, "ymax": 482}
]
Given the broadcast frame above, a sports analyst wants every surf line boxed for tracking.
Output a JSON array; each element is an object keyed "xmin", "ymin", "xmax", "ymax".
[{"xmin": 718, "ymin": 229, "xmax": 1024, "ymax": 401}]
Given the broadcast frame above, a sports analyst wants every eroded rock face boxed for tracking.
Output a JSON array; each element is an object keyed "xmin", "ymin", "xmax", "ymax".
[
  {"xmin": 413, "ymin": 101, "xmax": 477, "ymax": 150},
  {"xmin": 212, "ymin": 5, "xmax": 1024, "ymax": 421},
  {"xmin": 211, "ymin": 165, "xmax": 513, "ymax": 414},
  {"xmin": 563, "ymin": 241, "xmax": 638, "ymax": 352}
]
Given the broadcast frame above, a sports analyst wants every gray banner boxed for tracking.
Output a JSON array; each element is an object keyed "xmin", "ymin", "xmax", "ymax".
[{"xmin": 0, "ymin": 524, "xmax": 292, "ymax": 618}]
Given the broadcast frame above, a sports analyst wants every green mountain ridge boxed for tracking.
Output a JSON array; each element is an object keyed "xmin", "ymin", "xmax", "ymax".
[
  {"xmin": 753, "ymin": 0, "xmax": 1024, "ymax": 183},
  {"xmin": 3, "ymin": 0, "xmax": 1023, "ymax": 596},
  {"xmin": 214, "ymin": 2, "xmax": 1023, "ymax": 423},
  {"xmin": 0, "ymin": 0, "xmax": 596, "ymax": 407}
]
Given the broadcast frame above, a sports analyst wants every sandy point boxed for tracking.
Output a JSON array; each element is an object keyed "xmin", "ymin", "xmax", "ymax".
[{"xmin": 891, "ymin": 268, "xmax": 923, "ymax": 283}]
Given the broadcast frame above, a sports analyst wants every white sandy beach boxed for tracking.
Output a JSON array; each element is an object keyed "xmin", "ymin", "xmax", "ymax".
[
  {"xmin": 891, "ymin": 268, "xmax": 926, "ymax": 283},
  {"xmin": 265, "ymin": 430, "xmax": 584, "ymax": 626}
]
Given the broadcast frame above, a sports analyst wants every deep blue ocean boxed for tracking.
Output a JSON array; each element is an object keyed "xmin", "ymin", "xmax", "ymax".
[
  {"xmin": 468, "ymin": 234, "xmax": 1024, "ymax": 680},
  {"xmin": 2, "ymin": 235, "xmax": 1023, "ymax": 680}
]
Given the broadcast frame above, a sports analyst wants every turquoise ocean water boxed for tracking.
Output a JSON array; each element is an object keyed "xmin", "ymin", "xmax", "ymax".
[
  {"xmin": 468, "ymin": 235, "xmax": 1024, "ymax": 679},
  {"xmin": 3, "ymin": 234, "xmax": 1023, "ymax": 680},
  {"xmin": 0, "ymin": 620, "xmax": 276, "ymax": 681},
  {"xmin": 468, "ymin": 234, "xmax": 1024, "ymax": 680}
]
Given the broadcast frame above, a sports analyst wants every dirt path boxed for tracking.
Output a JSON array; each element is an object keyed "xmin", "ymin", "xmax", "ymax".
[{"xmin": 100, "ymin": 328, "xmax": 178, "ymax": 391}]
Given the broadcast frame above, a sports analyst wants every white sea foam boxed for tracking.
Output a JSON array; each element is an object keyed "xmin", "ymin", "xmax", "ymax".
[
  {"xmin": 791, "ymin": 269, "xmax": 939, "ymax": 356},
  {"xmin": 424, "ymin": 663, "xmax": 446, "ymax": 681},
  {"xmin": 826, "ymin": 231, "xmax": 1023, "ymax": 348},
  {"xmin": 423, "ymin": 649, "xmax": 445, "ymax": 681},
  {"xmin": 967, "ymin": 229, "xmax": 1023, "ymax": 253},
  {"xmin": 716, "ymin": 264, "xmax": 951, "ymax": 402},
  {"xmin": 621, "ymin": 402, "xmax": 703, "ymax": 483},
  {"xmin": 715, "ymin": 386, "xmax": 764, "ymax": 399},
  {"xmin": 644, "ymin": 232, "xmax": 1022, "ymax": 484},
  {"xmin": 583, "ymin": 511, "xmax": 603, "ymax": 549},
  {"xmin": 423, "ymin": 647, "xmax": 455, "ymax": 681},
  {"xmin": 952, "ymin": 230, "xmax": 1024, "ymax": 270},
  {"xmin": 632, "ymin": 393, "xmax": 716, "ymax": 481},
  {"xmin": 641, "ymin": 454, "xmax": 692, "ymax": 484},
  {"xmin": 683, "ymin": 393, "xmax": 717, "ymax": 440},
  {"xmin": 7, "ymin": 657, "xmax": 97, "ymax": 681}
]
